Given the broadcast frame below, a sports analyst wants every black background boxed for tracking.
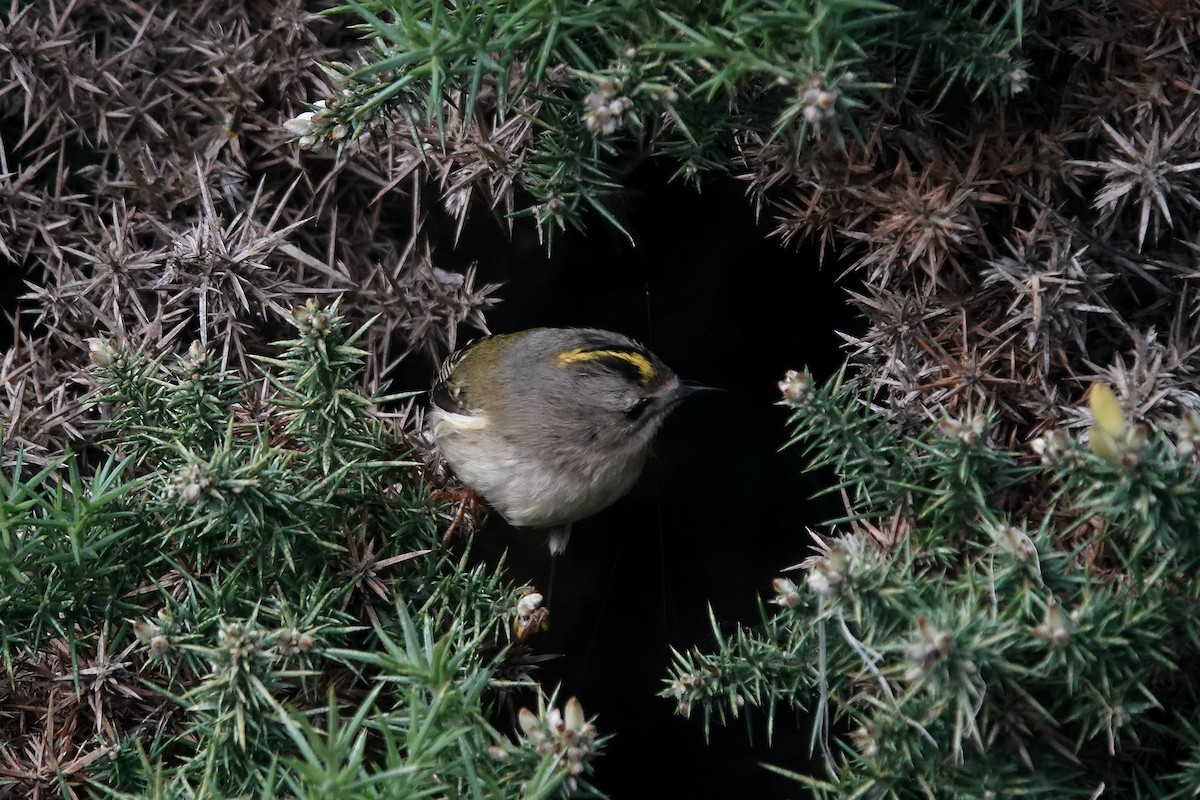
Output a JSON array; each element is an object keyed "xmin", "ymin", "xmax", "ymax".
[{"xmin": 434, "ymin": 160, "xmax": 858, "ymax": 798}]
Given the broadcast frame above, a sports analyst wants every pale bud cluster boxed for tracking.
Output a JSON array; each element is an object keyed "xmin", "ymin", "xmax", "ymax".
[
  {"xmin": 291, "ymin": 298, "xmax": 333, "ymax": 338},
  {"xmin": 87, "ymin": 337, "xmax": 124, "ymax": 368},
  {"xmin": 218, "ymin": 622, "xmax": 263, "ymax": 668},
  {"xmin": 1032, "ymin": 601, "xmax": 1072, "ymax": 646},
  {"xmin": 1010, "ymin": 67, "xmax": 1030, "ymax": 95},
  {"xmin": 283, "ymin": 98, "xmax": 352, "ymax": 150},
  {"xmin": 646, "ymin": 86, "xmax": 680, "ymax": 104},
  {"xmin": 940, "ymin": 413, "xmax": 988, "ymax": 445},
  {"xmin": 177, "ymin": 339, "xmax": 209, "ymax": 380},
  {"xmin": 666, "ymin": 664, "xmax": 722, "ymax": 716},
  {"xmin": 275, "ymin": 627, "xmax": 317, "ymax": 656},
  {"xmin": 903, "ymin": 617, "xmax": 956, "ymax": 683},
  {"xmin": 513, "ymin": 585, "xmax": 551, "ymax": 642},
  {"xmin": 805, "ymin": 560, "xmax": 842, "ymax": 598},
  {"xmin": 170, "ymin": 461, "xmax": 214, "ymax": 504},
  {"xmin": 1030, "ymin": 429, "xmax": 1074, "ymax": 466},
  {"xmin": 283, "ymin": 110, "xmax": 318, "ymax": 145},
  {"xmin": 518, "ymin": 697, "xmax": 597, "ymax": 791},
  {"xmin": 799, "ymin": 536, "xmax": 855, "ymax": 599},
  {"xmin": 797, "ymin": 74, "xmax": 851, "ymax": 125},
  {"xmin": 851, "ymin": 722, "xmax": 881, "ymax": 758},
  {"xmin": 772, "ymin": 577, "xmax": 801, "ymax": 607},
  {"xmin": 993, "ymin": 524, "xmax": 1041, "ymax": 577},
  {"xmin": 1172, "ymin": 410, "xmax": 1200, "ymax": 458},
  {"xmin": 668, "ymin": 671, "xmax": 707, "ymax": 698},
  {"xmin": 583, "ymin": 79, "xmax": 633, "ymax": 136},
  {"xmin": 778, "ymin": 368, "xmax": 812, "ymax": 405},
  {"xmin": 186, "ymin": 339, "xmax": 207, "ymax": 364},
  {"xmin": 136, "ymin": 613, "xmax": 319, "ymax": 667},
  {"xmin": 133, "ymin": 609, "xmax": 175, "ymax": 658}
]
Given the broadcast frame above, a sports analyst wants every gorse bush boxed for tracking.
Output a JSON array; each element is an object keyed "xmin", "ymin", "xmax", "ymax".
[
  {"xmin": 0, "ymin": 300, "xmax": 601, "ymax": 798},
  {"xmin": 295, "ymin": 0, "xmax": 1029, "ymax": 240},
  {"xmin": 5, "ymin": 0, "xmax": 1200, "ymax": 795},
  {"xmin": 0, "ymin": 0, "xmax": 499, "ymax": 467},
  {"xmin": 665, "ymin": 370, "xmax": 1200, "ymax": 797}
]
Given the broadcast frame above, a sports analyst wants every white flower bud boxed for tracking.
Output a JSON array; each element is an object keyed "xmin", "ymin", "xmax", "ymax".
[
  {"xmin": 186, "ymin": 339, "xmax": 207, "ymax": 364},
  {"xmin": 806, "ymin": 570, "xmax": 834, "ymax": 598},
  {"xmin": 565, "ymin": 697, "xmax": 585, "ymax": 733},
  {"xmin": 772, "ymin": 577, "xmax": 802, "ymax": 606},
  {"xmin": 181, "ymin": 482, "xmax": 203, "ymax": 504},
  {"xmin": 996, "ymin": 525, "xmax": 1037, "ymax": 563},
  {"xmin": 778, "ymin": 369, "xmax": 811, "ymax": 403},
  {"xmin": 1033, "ymin": 601, "xmax": 1071, "ymax": 646},
  {"xmin": 517, "ymin": 593, "xmax": 543, "ymax": 617},
  {"xmin": 518, "ymin": 707, "xmax": 540, "ymax": 740},
  {"xmin": 133, "ymin": 620, "xmax": 158, "ymax": 642},
  {"xmin": 1010, "ymin": 68, "xmax": 1030, "ymax": 94},
  {"xmin": 87, "ymin": 337, "xmax": 120, "ymax": 367},
  {"xmin": 851, "ymin": 724, "xmax": 879, "ymax": 757},
  {"xmin": 283, "ymin": 111, "xmax": 316, "ymax": 138}
]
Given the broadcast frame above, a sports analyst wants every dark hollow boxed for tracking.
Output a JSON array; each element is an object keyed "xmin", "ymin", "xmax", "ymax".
[{"xmin": 432, "ymin": 159, "xmax": 859, "ymax": 798}]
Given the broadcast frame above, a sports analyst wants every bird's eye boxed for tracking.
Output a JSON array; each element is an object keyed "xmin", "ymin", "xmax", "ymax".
[{"xmin": 626, "ymin": 397, "xmax": 652, "ymax": 420}]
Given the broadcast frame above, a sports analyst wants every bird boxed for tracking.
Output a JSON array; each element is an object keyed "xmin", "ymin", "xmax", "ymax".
[{"xmin": 429, "ymin": 327, "xmax": 702, "ymax": 554}]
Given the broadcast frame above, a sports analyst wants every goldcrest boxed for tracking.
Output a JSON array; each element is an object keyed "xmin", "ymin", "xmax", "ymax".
[{"xmin": 429, "ymin": 327, "xmax": 700, "ymax": 554}]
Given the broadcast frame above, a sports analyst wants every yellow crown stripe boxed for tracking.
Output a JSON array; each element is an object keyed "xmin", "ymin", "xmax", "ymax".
[{"xmin": 554, "ymin": 348, "xmax": 655, "ymax": 384}]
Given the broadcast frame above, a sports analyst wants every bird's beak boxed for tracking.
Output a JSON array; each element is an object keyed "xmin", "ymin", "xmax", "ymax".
[{"xmin": 675, "ymin": 381, "xmax": 723, "ymax": 399}]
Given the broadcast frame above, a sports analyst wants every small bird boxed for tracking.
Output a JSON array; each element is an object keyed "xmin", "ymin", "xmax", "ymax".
[{"xmin": 429, "ymin": 327, "xmax": 701, "ymax": 554}]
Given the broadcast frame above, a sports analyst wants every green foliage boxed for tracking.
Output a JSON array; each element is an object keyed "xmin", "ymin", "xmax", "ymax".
[
  {"xmin": 665, "ymin": 370, "xmax": 1200, "ymax": 797},
  {"xmin": 0, "ymin": 299, "xmax": 601, "ymax": 798},
  {"xmin": 296, "ymin": 0, "xmax": 1031, "ymax": 240}
]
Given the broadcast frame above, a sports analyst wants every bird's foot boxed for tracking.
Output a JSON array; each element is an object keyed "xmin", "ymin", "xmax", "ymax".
[{"xmin": 547, "ymin": 524, "xmax": 572, "ymax": 556}]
